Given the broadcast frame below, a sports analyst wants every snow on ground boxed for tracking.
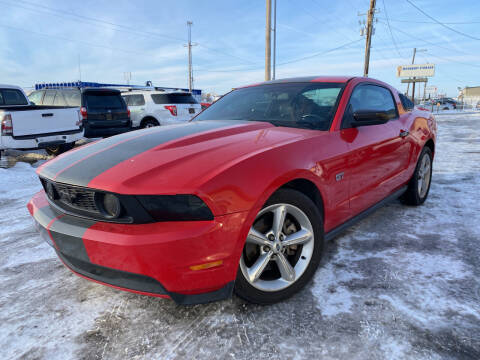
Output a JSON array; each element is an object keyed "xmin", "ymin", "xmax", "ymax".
[{"xmin": 0, "ymin": 113, "xmax": 479, "ymax": 359}]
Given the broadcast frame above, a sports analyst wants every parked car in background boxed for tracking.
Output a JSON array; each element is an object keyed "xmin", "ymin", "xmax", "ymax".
[
  {"xmin": 435, "ymin": 97, "xmax": 457, "ymax": 110},
  {"xmin": 0, "ymin": 84, "xmax": 83, "ymax": 156},
  {"xmin": 29, "ymin": 76, "xmax": 436, "ymax": 305},
  {"xmin": 29, "ymin": 88, "xmax": 131, "ymax": 138},
  {"xmin": 122, "ymin": 90, "xmax": 201, "ymax": 128}
]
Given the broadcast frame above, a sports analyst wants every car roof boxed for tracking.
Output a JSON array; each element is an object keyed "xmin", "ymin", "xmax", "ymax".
[
  {"xmin": 81, "ymin": 87, "xmax": 121, "ymax": 94},
  {"xmin": 121, "ymin": 90, "xmax": 192, "ymax": 95},
  {"xmin": 0, "ymin": 84, "xmax": 24, "ymax": 90},
  {"xmin": 239, "ymin": 76, "xmax": 355, "ymax": 88}
]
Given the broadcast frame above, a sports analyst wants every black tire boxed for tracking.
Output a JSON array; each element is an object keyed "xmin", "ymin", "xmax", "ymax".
[
  {"xmin": 234, "ymin": 188, "xmax": 324, "ymax": 304},
  {"xmin": 402, "ymin": 147, "xmax": 433, "ymax": 206},
  {"xmin": 141, "ymin": 118, "xmax": 159, "ymax": 128},
  {"xmin": 45, "ymin": 142, "xmax": 75, "ymax": 156}
]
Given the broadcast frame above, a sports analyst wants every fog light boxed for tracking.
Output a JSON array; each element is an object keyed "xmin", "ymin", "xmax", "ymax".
[{"xmin": 103, "ymin": 193, "xmax": 121, "ymax": 218}]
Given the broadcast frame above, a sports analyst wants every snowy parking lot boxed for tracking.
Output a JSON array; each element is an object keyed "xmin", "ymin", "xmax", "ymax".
[{"xmin": 1, "ymin": 113, "xmax": 479, "ymax": 360}]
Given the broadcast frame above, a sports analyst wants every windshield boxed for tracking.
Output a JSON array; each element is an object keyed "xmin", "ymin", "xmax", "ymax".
[{"xmin": 195, "ymin": 83, "xmax": 344, "ymax": 130}]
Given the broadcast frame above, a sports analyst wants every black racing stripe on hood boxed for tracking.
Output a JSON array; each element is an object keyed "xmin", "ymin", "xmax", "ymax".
[
  {"xmin": 39, "ymin": 129, "xmax": 154, "ymax": 180},
  {"xmin": 51, "ymin": 121, "xmax": 237, "ymax": 187}
]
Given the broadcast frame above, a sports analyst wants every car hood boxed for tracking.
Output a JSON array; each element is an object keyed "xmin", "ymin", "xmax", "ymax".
[{"xmin": 38, "ymin": 120, "xmax": 318, "ymax": 194}]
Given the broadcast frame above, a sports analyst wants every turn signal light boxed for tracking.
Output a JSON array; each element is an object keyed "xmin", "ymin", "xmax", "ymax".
[{"xmin": 189, "ymin": 260, "xmax": 223, "ymax": 271}]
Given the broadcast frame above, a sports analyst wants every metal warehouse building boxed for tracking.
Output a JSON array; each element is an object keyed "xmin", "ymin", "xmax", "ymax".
[{"xmin": 458, "ymin": 86, "xmax": 480, "ymax": 107}]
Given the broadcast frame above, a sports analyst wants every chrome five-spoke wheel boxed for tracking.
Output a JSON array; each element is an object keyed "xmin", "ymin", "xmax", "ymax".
[{"xmin": 235, "ymin": 189, "xmax": 324, "ymax": 304}]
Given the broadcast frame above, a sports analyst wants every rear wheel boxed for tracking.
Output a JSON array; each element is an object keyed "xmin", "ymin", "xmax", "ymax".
[
  {"xmin": 402, "ymin": 147, "xmax": 433, "ymax": 205},
  {"xmin": 45, "ymin": 142, "xmax": 75, "ymax": 156},
  {"xmin": 234, "ymin": 189, "xmax": 324, "ymax": 304},
  {"xmin": 141, "ymin": 118, "xmax": 159, "ymax": 128}
]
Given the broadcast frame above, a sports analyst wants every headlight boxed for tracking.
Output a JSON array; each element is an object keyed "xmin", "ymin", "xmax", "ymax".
[
  {"xmin": 136, "ymin": 195, "xmax": 213, "ymax": 221},
  {"xmin": 101, "ymin": 193, "xmax": 122, "ymax": 218}
]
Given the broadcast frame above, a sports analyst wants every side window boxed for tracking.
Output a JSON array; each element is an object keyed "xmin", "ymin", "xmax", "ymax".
[
  {"xmin": 342, "ymin": 84, "xmax": 397, "ymax": 128},
  {"xmin": 128, "ymin": 94, "xmax": 145, "ymax": 106},
  {"xmin": 399, "ymin": 93, "xmax": 414, "ymax": 111},
  {"xmin": 122, "ymin": 95, "xmax": 130, "ymax": 106},
  {"xmin": 28, "ymin": 91, "xmax": 44, "ymax": 105},
  {"xmin": 53, "ymin": 92, "xmax": 67, "ymax": 106},
  {"xmin": 43, "ymin": 90, "xmax": 56, "ymax": 105}
]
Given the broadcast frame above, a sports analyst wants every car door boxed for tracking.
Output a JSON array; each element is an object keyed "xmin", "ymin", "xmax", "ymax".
[
  {"xmin": 341, "ymin": 83, "xmax": 406, "ymax": 215},
  {"xmin": 123, "ymin": 94, "xmax": 145, "ymax": 127}
]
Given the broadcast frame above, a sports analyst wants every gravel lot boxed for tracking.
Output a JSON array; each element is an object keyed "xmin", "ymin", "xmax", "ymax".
[{"xmin": 1, "ymin": 113, "xmax": 479, "ymax": 360}]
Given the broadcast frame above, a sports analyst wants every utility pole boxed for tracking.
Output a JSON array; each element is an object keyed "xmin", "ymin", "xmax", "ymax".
[
  {"xmin": 272, "ymin": 0, "xmax": 277, "ymax": 80},
  {"xmin": 186, "ymin": 21, "xmax": 196, "ymax": 92},
  {"xmin": 265, "ymin": 0, "xmax": 272, "ymax": 81},
  {"xmin": 406, "ymin": 47, "xmax": 416, "ymax": 99},
  {"xmin": 363, "ymin": 0, "xmax": 376, "ymax": 77}
]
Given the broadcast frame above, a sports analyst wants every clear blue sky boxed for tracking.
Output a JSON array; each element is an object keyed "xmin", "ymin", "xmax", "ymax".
[{"xmin": 1, "ymin": 0, "xmax": 479, "ymax": 96}]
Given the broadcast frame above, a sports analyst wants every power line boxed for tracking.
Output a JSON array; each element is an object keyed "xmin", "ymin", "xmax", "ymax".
[
  {"xmin": 405, "ymin": 0, "xmax": 480, "ymax": 41},
  {"xmin": 381, "ymin": 0, "xmax": 404, "ymax": 58},
  {"xmin": 1, "ymin": 0, "xmax": 256, "ymax": 64},
  {"xmin": 278, "ymin": 38, "xmax": 362, "ymax": 65},
  {"xmin": 377, "ymin": 20, "xmax": 474, "ymax": 56},
  {"xmin": 0, "ymin": 23, "xmax": 166, "ymax": 58},
  {"xmin": 377, "ymin": 20, "xmax": 480, "ymax": 69},
  {"xmin": 196, "ymin": 38, "xmax": 363, "ymax": 73},
  {"xmin": 0, "ymin": 0, "xmax": 186, "ymax": 42},
  {"xmin": 376, "ymin": 17, "xmax": 480, "ymax": 25}
]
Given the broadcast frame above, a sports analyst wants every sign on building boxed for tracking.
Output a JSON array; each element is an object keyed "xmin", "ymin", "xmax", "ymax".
[{"xmin": 396, "ymin": 64, "xmax": 435, "ymax": 78}]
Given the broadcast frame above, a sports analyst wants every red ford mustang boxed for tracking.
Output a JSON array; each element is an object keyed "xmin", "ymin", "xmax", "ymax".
[{"xmin": 28, "ymin": 76, "xmax": 436, "ymax": 305}]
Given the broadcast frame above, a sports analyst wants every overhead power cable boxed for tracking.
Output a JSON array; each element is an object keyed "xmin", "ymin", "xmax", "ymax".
[
  {"xmin": 376, "ymin": 17, "xmax": 480, "ymax": 25},
  {"xmin": 196, "ymin": 38, "xmax": 363, "ymax": 73},
  {"xmin": 405, "ymin": 0, "xmax": 480, "ymax": 41},
  {"xmin": 0, "ymin": 23, "xmax": 166, "ymax": 58},
  {"xmin": 381, "ymin": 0, "xmax": 404, "ymax": 58},
  {"xmin": 377, "ymin": 20, "xmax": 474, "ymax": 56},
  {"xmin": 1, "ymin": 0, "xmax": 256, "ymax": 64}
]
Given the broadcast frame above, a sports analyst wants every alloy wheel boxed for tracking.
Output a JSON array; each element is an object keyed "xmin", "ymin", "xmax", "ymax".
[{"xmin": 240, "ymin": 203, "xmax": 314, "ymax": 292}]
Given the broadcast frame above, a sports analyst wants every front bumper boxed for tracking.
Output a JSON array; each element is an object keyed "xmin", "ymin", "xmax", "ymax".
[{"xmin": 28, "ymin": 190, "xmax": 249, "ymax": 304}]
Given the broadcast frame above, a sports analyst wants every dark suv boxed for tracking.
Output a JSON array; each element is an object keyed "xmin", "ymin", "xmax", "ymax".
[{"xmin": 28, "ymin": 88, "xmax": 131, "ymax": 138}]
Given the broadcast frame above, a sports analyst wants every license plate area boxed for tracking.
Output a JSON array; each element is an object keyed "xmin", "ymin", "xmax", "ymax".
[{"xmin": 105, "ymin": 113, "xmax": 113, "ymax": 120}]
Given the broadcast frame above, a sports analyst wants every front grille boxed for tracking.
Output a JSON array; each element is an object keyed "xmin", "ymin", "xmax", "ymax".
[
  {"xmin": 41, "ymin": 179, "xmax": 100, "ymax": 215},
  {"xmin": 55, "ymin": 183, "xmax": 99, "ymax": 213}
]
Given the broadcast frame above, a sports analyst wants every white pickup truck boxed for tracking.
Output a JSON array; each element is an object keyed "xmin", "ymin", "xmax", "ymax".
[{"xmin": 0, "ymin": 84, "xmax": 84, "ymax": 157}]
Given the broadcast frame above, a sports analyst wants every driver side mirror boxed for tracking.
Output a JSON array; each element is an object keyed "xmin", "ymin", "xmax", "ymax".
[{"xmin": 351, "ymin": 110, "xmax": 392, "ymax": 127}]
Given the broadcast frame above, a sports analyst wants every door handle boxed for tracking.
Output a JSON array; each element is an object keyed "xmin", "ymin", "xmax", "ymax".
[
  {"xmin": 399, "ymin": 129, "xmax": 409, "ymax": 138},
  {"xmin": 42, "ymin": 113, "xmax": 54, "ymax": 117}
]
